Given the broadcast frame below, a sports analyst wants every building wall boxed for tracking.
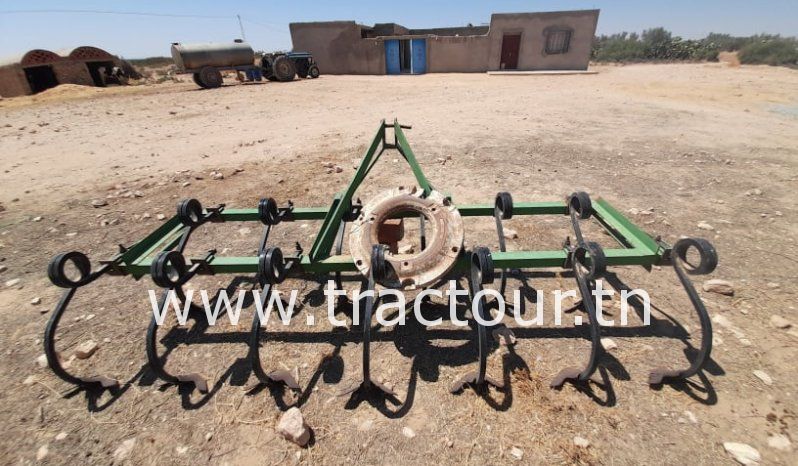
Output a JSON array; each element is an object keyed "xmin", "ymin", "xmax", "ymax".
[
  {"xmin": 427, "ymin": 35, "xmax": 490, "ymax": 73},
  {"xmin": 290, "ymin": 22, "xmax": 385, "ymax": 74},
  {"xmin": 0, "ymin": 65, "xmax": 30, "ymax": 97},
  {"xmin": 487, "ymin": 11, "xmax": 599, "ymax": 71},
  {"xmin": 291, "ymin": 9, "xmax": 599, "ymax": 74}
]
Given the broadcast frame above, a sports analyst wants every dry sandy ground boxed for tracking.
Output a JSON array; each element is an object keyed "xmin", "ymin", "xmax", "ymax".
[{"xmin": 0, "ymin": 63, "xmax": 797, "ymax": 465}]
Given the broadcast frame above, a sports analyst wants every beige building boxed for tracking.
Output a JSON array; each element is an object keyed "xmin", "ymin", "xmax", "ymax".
[
  {"xmin": 0, "ymin": 46, "xmax": 120, "ymax": 97},
  {"xmin": 290, "ymin": 10, "xmax": 599, "ymax": 75}
]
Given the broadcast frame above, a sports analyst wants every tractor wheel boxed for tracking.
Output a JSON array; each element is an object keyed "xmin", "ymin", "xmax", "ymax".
[
  {"xmin": 295, "ymin": 61, "xmax": 309, "ymax": 79},
  {"xmin": 272, "ymin": 56, "xmax": 296, "ymax": 82},
  {"xmin": 192, "ymin": 73, "xmax": 207, "ymax": 88},
  {"xmin": 308, "ymin": 64, "xmax": 320, "ymax": 78},
  {"xmin": 198, "ymin": 66, "xmax": 223, "ymax": 89}
]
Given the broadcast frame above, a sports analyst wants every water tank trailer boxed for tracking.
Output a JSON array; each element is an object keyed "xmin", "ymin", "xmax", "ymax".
[{"xmin": 171, "ymin": 40, "xmax": 320, "ymax": 88}]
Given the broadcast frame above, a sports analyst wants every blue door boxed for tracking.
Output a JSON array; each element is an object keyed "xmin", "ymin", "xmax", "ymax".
[
  {"xmin": 385, "ymin": 40, "xmax": 400, "ymax": 75},
  {"xmin": 411, "ymin": 39, "xmax": 426, "ymax": 74}
]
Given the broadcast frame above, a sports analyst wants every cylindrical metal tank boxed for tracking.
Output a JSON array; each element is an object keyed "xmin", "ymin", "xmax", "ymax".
[{"xmin": 170, "ymin": 41, "xmax": 255, "ymax": 72}]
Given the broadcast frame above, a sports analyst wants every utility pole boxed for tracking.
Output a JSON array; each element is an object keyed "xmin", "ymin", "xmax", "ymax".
[{"xmin": 237, "ymin": 14, "xmax": 246, "ymax": 41}]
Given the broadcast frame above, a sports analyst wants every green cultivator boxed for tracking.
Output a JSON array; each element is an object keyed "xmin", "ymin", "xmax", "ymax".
[{"xmin": 44, "ymin": 120, "xmax": 718, "ymax": 400}]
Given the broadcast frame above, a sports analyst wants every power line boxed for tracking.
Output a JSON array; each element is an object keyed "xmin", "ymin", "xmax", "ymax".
[
  {"xmin": 0, "ymin": 9, "xmax": 290, "ymax": 34},
  {"xmin": 0, "ymin": 9, "xmax": 233, "ymax": 19}
]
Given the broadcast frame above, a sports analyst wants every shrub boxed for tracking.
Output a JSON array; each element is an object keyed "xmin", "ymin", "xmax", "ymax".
[
  {"xmin": 738, "ymin": 36, "xmax": 798, "ymax": 66},
  {"xmin": 592, "ymin": 28, "xmax": 719, "ymax": 62}
]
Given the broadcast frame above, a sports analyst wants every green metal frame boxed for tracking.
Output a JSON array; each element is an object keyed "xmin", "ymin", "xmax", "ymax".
[{"xmin": 110, "ymin": 120, "xmax": 670, "ymax": 280}]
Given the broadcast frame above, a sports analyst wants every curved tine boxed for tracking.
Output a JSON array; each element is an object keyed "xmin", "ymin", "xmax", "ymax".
[
  {"xmin": 450, "ymin": 264, "xmax": 503, "ymax": 394},
  {"xmin": 649, "ymin": 257, "xmax": 713, "ymax": 385},
  {"xmin": 474, "ymin": 288, "xmax": 488, "ymax": 387},
  {"xmin": 146, "ymin": 289, "xmax": 209, "ymax": 393},
  {"xmin": 569, "ymin": 208, "xmax": 586, "ymax": 246},
  {"xmin": 359, "ymin": 274, "xmax": 397, "ymax": 396},
  {"xmin": 44, "ymin": 287, "xmax": 119, "ymax": 389},
  {"xmin": 248, "ymin": 283, "xmax": 301, "ymax": 391},
  {"xmin": 551, "ymin": 265, "xmax": 602, "ymax": 388},
  {"xmin": 493, "ymin": 206, "xmax": 509, "ymax": 297}
]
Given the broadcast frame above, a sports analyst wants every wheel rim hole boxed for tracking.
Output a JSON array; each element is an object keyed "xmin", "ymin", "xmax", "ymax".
[{"xmin": 377, "ymin": 209, "xmax": 436, "ymax": 257}]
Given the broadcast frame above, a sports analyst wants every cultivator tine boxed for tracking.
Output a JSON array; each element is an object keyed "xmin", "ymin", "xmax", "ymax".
[
  {"xmin": 649, "ymin": 238, "xmax": 718, "ymax": 385},
  {"xmin": 550, "ymin": 265, "xmax": 603, "ymax": 388},
  {"xmin": 248, "ymin": 202, "xmax": 305, "ymax": 393},
  {"xmin": 551, "ymin": 193, "xmax": 606, "ymax": 388},
  {"xmin": 144, "ymin": 199, "xmax": 227, "ymax": 394},
  {"xmin": 347, "ymin": 245, "xmax": 399, "ymax": 399},
  {"xmin": 45, "ymin": 254, "xmax": 120, "ymax": 390},
  {"xmin": 249, "ymin": 288, "xmax": 301, "ymax": 391},
  {"xmin": 146, "ymin": 290, "xmax": 209, "ymax": 394},
  {"xmin": 451, "ymin": 247, "xmax": 505, "ymax": 394},
  {"xmin": 248, "ymin": 272, "xmax": 301, "ymax": 392}
]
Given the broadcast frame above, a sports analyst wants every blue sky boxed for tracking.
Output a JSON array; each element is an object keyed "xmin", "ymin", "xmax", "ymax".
[{"xmin": 1, "ymin": 1, "xmax": 796, "ymax": 58}]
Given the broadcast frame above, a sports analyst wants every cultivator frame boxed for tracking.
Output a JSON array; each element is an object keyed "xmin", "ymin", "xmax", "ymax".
[{"xmin": 45, "ymin": 120, "xmax": 718, "ymax": 401}]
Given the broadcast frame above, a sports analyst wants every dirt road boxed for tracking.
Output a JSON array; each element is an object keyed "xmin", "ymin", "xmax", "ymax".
[{"xmin": 0, "ymin": 63, "xmax": 797, "ymax": 465}]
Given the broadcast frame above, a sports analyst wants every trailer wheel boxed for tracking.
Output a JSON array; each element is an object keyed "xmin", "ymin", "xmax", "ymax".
[
  {"xmin": 192, "ymin": 73, "xmax": 207, "ymax": 88},
  {"xmin": 198, "ymin": 66, "xmax": 223, "ymax": 89},
  {"xmin": 309, "ymin": 65, "xmax": 320, "ymax": 78},
  {"xmin": 272, "ymin": 56, "xmax": 296, "ymax": 82}
]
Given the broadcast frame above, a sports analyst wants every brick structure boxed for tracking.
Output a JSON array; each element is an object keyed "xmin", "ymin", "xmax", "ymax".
[{"xmin": 0, "ymin": 46, "xmax": 121, "ymax": 97}]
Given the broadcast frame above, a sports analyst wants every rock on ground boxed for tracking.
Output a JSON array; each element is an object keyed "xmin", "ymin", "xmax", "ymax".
[
  {"xmin": 770, "ymin": 315, "xmax": 791, "ymax": 329},
  {"xmin": 36, "ymin": 354, "xmax": 48, "ymax": 368},
  {"xmin": 74, "ymin": 340, "xmax": 98, "ymax": 359},
  {"xmin": 113, "ymin": 438, "xmax": 137, "ymax": 463},
  {"xmin": 277, "ymin": 407, "xmax": 311, "ymax": 446},
  {"xmin": 510, "ymin": 446, "xmax": 524, "ymax": 460},
  {"xmin": 402, "ymin": 426, "xmax": 416, "ymax": 439},
  {"xmin": 767, "ymin": 434, "xmax": 791, "ymax": 451},
  {"xmin": 573, "ymin": 436, "xmax": 590, "ymax": 448},
  {"xmin": 503, "ymin": 228, "xmax": 518, "ymax": 239},
  {"xmin": 36, "ymin": 444, "xmax": 48, "ymax": 461},
  {"xmin": 702, "ymin": 279, "xmax": 734, "ymax": 296},
  {"xmin": 752, "ymin": 370, "xmax": 773, "ymax": 386},
  {"xmin": 723, "ymin": 442, "xmax": 761, "ymax": 465}
]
